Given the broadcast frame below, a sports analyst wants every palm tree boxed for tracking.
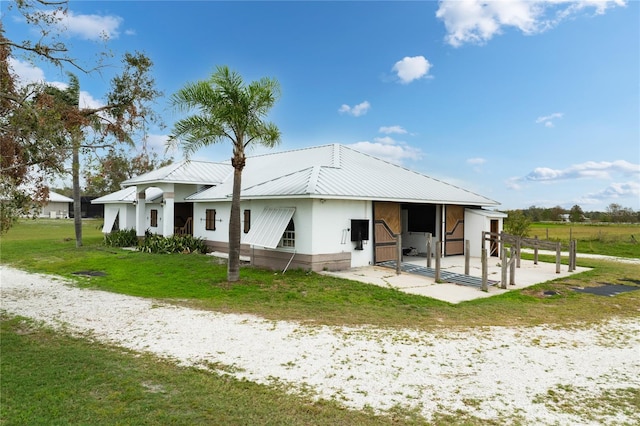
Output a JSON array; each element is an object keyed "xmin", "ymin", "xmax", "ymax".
[
  {"xmin": 43, "ymin": 73, "xmax": 86, "ymax": 247},
  {"xmin": 170, "ymin": 66, "xmax": 281, "ymax": 282}
]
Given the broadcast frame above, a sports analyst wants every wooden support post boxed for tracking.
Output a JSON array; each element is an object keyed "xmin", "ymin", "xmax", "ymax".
[
  {"xmin": 516, "ymin": 237, "xmax": 521, "ymax": 268},
  {"xmin": 426, "ymin": 232, "xmax": 432, "ymax": 268},
  {"xmin": 534, "ymin": 235, "xmax": 539, "ymax": 265},
  {"xmin": 568, "ymin": 240, "xmax": 574, "ymax": 272},
  {"xmin": 573, "ymin": 240, "xmax": 578, "ymax": 271},
  {"xmin": 464, "ymin": 240, "xmax": 470, "ymax": 275},
  {"xmin": 396, "ymin": 234, "xmax": 402, "ymax": 275},
  {"xmin": 435, "ymin": 241, "xmax": 441, "ymax": 283},
  {"xmin": 509, "ymin": 246, "xmax": 516, "ymax": 286},
  {"xmin": 500, "ymin": 247, "xmax": 507, "ymax": 289},
  {"xmin": 481, "ymin": 247, "xmax": 488, "ymax": 292},
  {"xmin": 555, "ymin": 242, "xmax": 561, "ymax": 274}
]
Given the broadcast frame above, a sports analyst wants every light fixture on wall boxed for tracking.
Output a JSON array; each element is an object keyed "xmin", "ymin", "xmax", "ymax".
[{"xmin": 132, "ymin": 200, "xmax": 138, "ymax": 205}]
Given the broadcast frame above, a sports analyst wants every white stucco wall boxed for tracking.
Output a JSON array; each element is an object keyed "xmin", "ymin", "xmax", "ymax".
[
  {"xmin": 464, "ymin": 209, "xmax": 506, "ymax": 258},
  {"xmin": 145, "ymin": 203, "xmax": 163, "ymax": 234},
  {"xmin": 193, "ymin": 201, "xmax": 231, "ymax": 242},
  {"xmin": 40, "ymin": 202, "xmax": 70, "ymax": 218},
  {"xmin": 119, "ymin": 205, "xmax": 136, "ymax": 230},
  {"xmin": 193, "ymin": 198, "xmax": 375, "ymax": 268},
  {"xmin": 308, "ymin": 199, "xmax": 373, "ymax": 267}
]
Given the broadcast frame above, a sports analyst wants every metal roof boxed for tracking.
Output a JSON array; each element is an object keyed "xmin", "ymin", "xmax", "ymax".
[
  {"xmin": 91, "ymin": 187, "xmax": 163, "ymax": 204},
  {"xmin": 122, "ymin": 160, "xmax": 231, "ymax": 186},
  {"xmin": 187, "ymin": 144, "xmax": 499, "ymax": 206},
  {"xmin": 466, "ymin": 208, "xmax": 508, "ymax": 218},
  {"xmin": 241, "ymin": 207, "xmax": 295, "ymax": 248},
  {"xmin": 48, "ymin": 191, "xmax": 73, "ymax": 203}
]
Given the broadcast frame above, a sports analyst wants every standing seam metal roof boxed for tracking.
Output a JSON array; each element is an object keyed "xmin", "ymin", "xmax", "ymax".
[
  {"xmin": 122, "ymin": 160, "xmax": 232, "ymax": 186},
  {"xmin": 107, "ymin": 144, "xmax": 498, "ymax": 206},
  {"xmin": 187, "ymin": 144, "xmax": 498, "ymax": 206}
]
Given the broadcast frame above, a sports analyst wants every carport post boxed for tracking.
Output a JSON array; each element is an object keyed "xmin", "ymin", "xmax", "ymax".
[
  {"xmin": 464, "ymin": 240, "xmax": 470, "ymax": 275},
  {"xmin": 481, "ymin": 247, "xmax": 488, "ymax": 292},
  {"xmin": 435, "ymin": 241, "xmax": 442, "ymax": 283},
  {"xmin": 396, "ymin": 234, "xmax": 402, "ymax": 275},
  {"xmin": 568, "ymin": 240, "xmax": 576, "ymax": 272},
  {"xmin": 509, "ymin": 246, "xmax": 516, "ymax": 286},
  {"xmin": 426, "ymin": 232, "xmax": 432, "ymax": 268},
  {"xmin": 500, "ymin": 247, "xmax": 507, "ymax": 289}
]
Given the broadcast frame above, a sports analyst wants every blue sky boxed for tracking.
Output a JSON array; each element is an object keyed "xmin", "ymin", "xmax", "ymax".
[{"xmin": 5, "ymin": 0, "xmax": 639, "ymax": 211}]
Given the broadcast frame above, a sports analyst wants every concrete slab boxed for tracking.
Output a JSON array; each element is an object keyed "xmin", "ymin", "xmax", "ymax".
[{"xmin": 320, "ymin": 255, "xmax": 590, "ymax": 304}]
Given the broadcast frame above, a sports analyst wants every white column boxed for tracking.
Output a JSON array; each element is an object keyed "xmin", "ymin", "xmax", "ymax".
[
  {"xmin": 163, "ymin": 192, "xmax": 175, "ymax": 237},
  {"xmin": 136, "ymin": 189, "xmax": 146, "ymax": 238}
]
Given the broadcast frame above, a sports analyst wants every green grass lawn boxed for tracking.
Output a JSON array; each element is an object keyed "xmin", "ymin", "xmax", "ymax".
[
  {"xmin": 2, "ymin": 315, "xmax": 416, "ymax": 426},
  {"xmin": 1, "ymin": 219, "xmax": 639, "ymax": 425},
  {"xmin": 1, "ymin": 218, "xmax": 639, "ymax": 328},
  {"xmin": 529, "ymin": 222, "xmax": 640, "ymax": 258}
]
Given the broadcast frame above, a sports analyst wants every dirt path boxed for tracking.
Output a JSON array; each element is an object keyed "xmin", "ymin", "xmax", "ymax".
[{"xmin": 2, "ymin": 265, "xmax": 639, "ymax": 425}]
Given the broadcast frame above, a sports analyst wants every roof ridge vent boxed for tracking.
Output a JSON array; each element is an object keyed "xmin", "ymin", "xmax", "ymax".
[
  {"xmin": 332, "ymin": 143, "xmax": 341, "ymax": 168},
  {"xmin": 306, "ymin": 165, "xmax": 320, "ymax": 194}
]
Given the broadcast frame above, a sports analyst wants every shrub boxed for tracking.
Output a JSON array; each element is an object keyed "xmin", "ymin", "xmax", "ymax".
[
  {"xmin": 138, "ymin": 230, "xmax": 207, "ymax": 254},
  {"xmin": 504, "ymin": 210, "xmax": 531, "ymax": 238},
  {"xmin": 104, "ymin": 229, "xmax": 138, "ymax": 247}
]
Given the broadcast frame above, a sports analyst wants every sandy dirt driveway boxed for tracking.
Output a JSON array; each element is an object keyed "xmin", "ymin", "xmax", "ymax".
[{"xmin": 2, "ymin": 265, "xmax": 639, "ymax": 425}]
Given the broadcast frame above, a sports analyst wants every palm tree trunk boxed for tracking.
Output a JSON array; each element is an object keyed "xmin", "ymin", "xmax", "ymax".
[
  {"xmin": 72, "ymin": 139, "xmax": 82, "ymax": 248},
  {"xmin": 227, "ymin": 166, "xmax": 242, "ymax": 282}
]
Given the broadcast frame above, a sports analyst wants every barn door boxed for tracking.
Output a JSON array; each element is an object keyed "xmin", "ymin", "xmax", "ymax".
[
  {"xmin": 490, "ymin": 219, "xmax": 499, "ymax": 257},
  {"xmin": 373, "ymin": 202, "xmax": 400, "ymax": 263},
  {"xmin": 444, "ymin": 205, "xmax": 465, "ymax": 256}
]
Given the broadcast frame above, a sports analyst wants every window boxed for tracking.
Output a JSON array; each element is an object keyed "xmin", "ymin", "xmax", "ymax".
[
  {"xmin": 205, "ymin": 209, "xmax": 216, "ymax": 231},
  {"xmin": 243, "ymin": 209, "xmax": 251, "ymax": 233},
  {"xmin": 150, "ymin": 209, "xmax": 158, "ymax": 227},
  {"xmin": 280, "ymin": 219, "xmax": 295, "ymax": 248}
]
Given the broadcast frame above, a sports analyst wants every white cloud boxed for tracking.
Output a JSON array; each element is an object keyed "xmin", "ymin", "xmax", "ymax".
[
  {"xmin": 9, "ymin": 57, "xmax": 106, "ymax": 111},
  {"xmin": 505, "ymin": 177, "xmax": 522, "ymax": 190},
  {"xmin": 79, "ymin": 91, "xmax": 103, "ymax": 110},
  {"xmin": 349, "ymin": 141, "xmax": 422, "ymax": 165},
  {"xmin": 338, "ymin": 101, "xmax": 371, "ymax": 117},
  {"xmin": 467, "ymin": 157, "xmax": 486, "ymax": 165},
  {"xmin": 142, "ymin": 134, "xmax": 172, "ymax": 154},
  {"xmin": 50, "ymin": 9, "xmax": 123, "ymax": 40},
  {"xmin": 379, "ymin": 125, "xmax": 408, "ymax": 135},
  {"xmin": 520, "ymin": 160, "xmax": 639, "ymax": 182},
  {"xmin": 536, "ymin": 112, "xmax": 564, "ymax": 127},
  {"xmin": 507, "ymin": 160, "xmax": 639, "ymax": 194},
  {"xmin": 8, "ymin": 57, "xmax": 46, "ymax": 87},
  {"xmin": 373, "ymin": 136, "xmax": 397, "ymax": 145},
  {"xmin": 436, "ymin": 0, "xmax": 626, "ymax": 47},
  {"xmin": 392, "ymin": 56, "xmax": 432, "ymax": 84},
  {"xmin": 467, "ymin": 157, "xmax": 486, "ymax": 173},
  {"xmin": 578, "ymin": 181, "xmax": 640, "ymax": 206}
]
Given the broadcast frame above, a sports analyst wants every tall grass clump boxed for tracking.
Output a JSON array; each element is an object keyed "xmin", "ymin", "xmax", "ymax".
[
  {"xmin": 139, "ymin": 230, "xmax": 206, "ymax": 254},
  {"xmin": 104, "ymin": 228, "xmax": 138, "ymax": 247}
]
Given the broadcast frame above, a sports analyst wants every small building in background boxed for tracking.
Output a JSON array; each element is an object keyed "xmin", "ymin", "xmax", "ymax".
[{"xmin": 39, "ymin": 191, "xmax": 73, "ymax": 219}]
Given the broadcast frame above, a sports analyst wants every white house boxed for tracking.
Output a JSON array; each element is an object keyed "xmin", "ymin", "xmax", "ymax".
[
  {"xmin": 39, "ymin": 191, "xmax": 73, "ymax": 218},
  {"xmin": 92, "ymin": 144, "xmax": 506, "ymax": 271}
]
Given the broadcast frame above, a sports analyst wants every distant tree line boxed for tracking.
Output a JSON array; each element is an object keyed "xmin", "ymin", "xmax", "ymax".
[{"xmin": 505, "ymin": 203, "xmax": 640, "ymax": 224}]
